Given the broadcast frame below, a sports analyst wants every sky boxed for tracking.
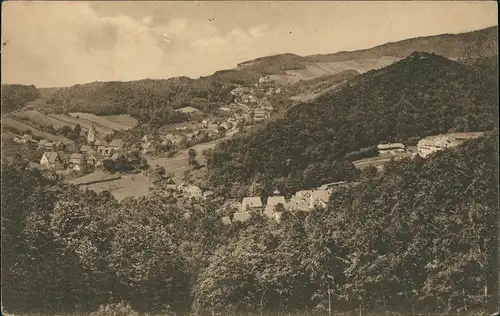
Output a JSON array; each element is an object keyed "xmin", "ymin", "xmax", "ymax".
[{"xmin": 1, "ymin": 1, "xmax": 497, "ymax": 88}]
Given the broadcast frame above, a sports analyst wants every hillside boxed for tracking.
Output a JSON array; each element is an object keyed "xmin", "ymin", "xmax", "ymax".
[
  {"xmin": 43, "ymin": 26, "xmax": 497, "ymax": 125},
  {"xmin": 284, "ymin": 69, "xmax": 360, "ymax": 102},
  {"xmin": 236, "ymin": 26, "xmax": 497, "ymax": 85},
  {"xmin": 2, "ymin": 132, "xmax": 497, "ymax": 315},
  {"xmin": 1, "ymin": 84, "xmax": 41, "ymax": 114},
  {"xmin": 47, "ymin": 70, "xmax": 262, "ymax": 126},
  {"xmin": 306, "ymin": 25, "xmax": 498, "ymax": 62},
  {"xmin": 207, "ymin": 52, "xmax": 498, "ymax": 196}
]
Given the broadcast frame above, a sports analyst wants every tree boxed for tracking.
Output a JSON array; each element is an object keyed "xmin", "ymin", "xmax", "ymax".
[
  {"xmin": 188, "ymin": 148, "xmax": 199, "ymax": 169},
  {"xmin": 73, "ymin": 124, "xmax": 82, "ymax": 136}
]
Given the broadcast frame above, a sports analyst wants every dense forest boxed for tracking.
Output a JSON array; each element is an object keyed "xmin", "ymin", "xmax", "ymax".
[
  {"xmin": 207, "ymin": 52, "xmax": 498, "ymax": 197},
  {"xmin": 2, "ymin": 134, "xmax": 497, "ymax": 315},
  {"xmin": 47, "ymin": 69, "xmax": 262, "ymax": 126},
  {"xmin": 1, "ymin": 84, "xmax": 41, "ymax": 114}
]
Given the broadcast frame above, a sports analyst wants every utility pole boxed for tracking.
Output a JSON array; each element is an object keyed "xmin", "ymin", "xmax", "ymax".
[
  {"xmin": 327, "ymin": 281, "xmax": 332, "ymax": 316},
  {"xmin": 326, "ymin": 273, "xmax": 334, "ymax": 316}
]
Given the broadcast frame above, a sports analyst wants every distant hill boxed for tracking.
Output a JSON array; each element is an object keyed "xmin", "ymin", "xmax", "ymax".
[
  {"xmin": 1, "ymin": 84, "xmax": 41, "ymax": 114},
  {"xmin": 236, "ymin": 25, "xmax": 498, "ymax": 85},
  {"xmin": 207, "ymin": 52, "xmax": 498, "ymax": 197}
]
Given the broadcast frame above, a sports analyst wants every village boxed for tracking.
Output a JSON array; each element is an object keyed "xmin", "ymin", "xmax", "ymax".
[{"xmin": 6, "ymin": 74, "xmax": 486, "ymax": 227}]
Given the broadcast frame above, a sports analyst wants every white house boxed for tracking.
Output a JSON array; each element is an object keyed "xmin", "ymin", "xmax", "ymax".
[{"xmin": 377, "ymin": 143, "xmax": 406, "ymax": 155}]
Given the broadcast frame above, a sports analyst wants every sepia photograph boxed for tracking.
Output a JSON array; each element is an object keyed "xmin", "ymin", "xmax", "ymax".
[{"xmin": 1, "ymin": 1, "xmax": 499, "ymax": 315}]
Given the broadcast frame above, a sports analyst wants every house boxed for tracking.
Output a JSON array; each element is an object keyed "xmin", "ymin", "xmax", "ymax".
[
  {"xmin": 377, "ymin": 143, "xmax": 406, "ymax": 155},
  {"xmin": 417, "ymin": 132, "xmax": 485, "ymax": 158},
  {"xmin": 69, "ymin": 153, "xmax": 84, "ymax": 167},
  {"xmin": 219, "ymin": 107, "xmax": 232, "ymax": 113},
  {"xmin": 241, "ymin": 196, "xmax": 263, "ymax": 212},
  {"xmin": 229, "ymin": 103, "xmax": 238, "ymax": 110},
  {"xmin": 259, "ymin": 76, "xmax": 272, "ymax": 85},
  {"xmin": 264, "ymin": 196, "xmax": 288, "ymax": 220},
  {"xmin": 109, "ymin": 139, "xmax": 124, "ymax": 150},
  {"xmin": 207, "ymin": 123, "xmax": 219, "ymax": 131},
  {"xmin": 230, "ymin": 86, "xmax": 251, "ymax": 97},
  {"xmin": 203, "ymin": 190, "xmax": 215, "ymax": 201},
  {"xmin": 96, "ymin": 142, "xmax": 114, "ymax": 158},
  {"xmin": 254, "ymin": 109, "xmax": 268, "ymax": 121},
  {"xmin": 309, "ymin": 190, "xmax": 331, "ymax": 209},
  {"xmin": 79, "ymin": 145, "xmax": 92, "ymax": 153},
  {"xmin": 40, "ymin": 152, "xmax": 64, "ymax": 170},
  {"xmin": 186, "ymin": 185, "xmax": 203, "ymax": 199},
  {"xmin": 38, "ymin": 140, "xmax": 55, "ymax": 151},
  {"xmin": 175, "ymin": 106, "xmax": 201, "ymax": 114},
  {"xmin": 175, "ymin": 126, "xmax": 188, "ymax": 131},
  {"xmin": 86, "ymin": 151, "xmax": 103, "ymax": 167}
]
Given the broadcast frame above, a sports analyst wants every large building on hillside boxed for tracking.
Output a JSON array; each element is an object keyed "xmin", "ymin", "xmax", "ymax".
[{"xmin": 417, "ymin": 132, "xmax": 485, "ymax": 158}]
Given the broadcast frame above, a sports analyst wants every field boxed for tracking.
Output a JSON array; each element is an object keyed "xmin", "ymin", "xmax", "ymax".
[
  {"xmin": 70, "ymin": 170, "xmax": 152, "ymax": 201},
  {"xmin": 1, "ymin": 116, "xmax": 75, "ymax": 145},
  {"xmin": 270, "ymin": 56, "xmax": 401, "ymax": 85},
  {"xmin": 2, "ymin": 108, "xmax": 138, "ymax": 139}
]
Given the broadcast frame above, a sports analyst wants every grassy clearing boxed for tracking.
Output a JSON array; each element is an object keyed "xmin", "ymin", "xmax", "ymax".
[{"xmin": 1, "ymin": 117, "xmax": 74, "ymax": 144}]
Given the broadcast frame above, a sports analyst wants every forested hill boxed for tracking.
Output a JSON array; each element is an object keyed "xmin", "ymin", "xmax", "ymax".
[
  {"xmin": 47, "ymin": 70, "xmax": 261, "ymax": 124},
  {"xmin": 306, "ymin": 25, "xmax": 498, "ymax": 62},
  {"xmin": 2, "ymin": 133, "xmax": 497, "ymax": 315},
  {"xmin": 1, "ymin": 84, "xmax": 41, "ymax": 114},
  {"xmin": 208, "ymin": 52, "xmax": 498, "ymax": 197}
]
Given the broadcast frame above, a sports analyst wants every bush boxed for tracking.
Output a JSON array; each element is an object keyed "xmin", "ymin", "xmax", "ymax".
[{"xmin": 90, "ymin": 302, "xmax": 139, "ymax": 316}]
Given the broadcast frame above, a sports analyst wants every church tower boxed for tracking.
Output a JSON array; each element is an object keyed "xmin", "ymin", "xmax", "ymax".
[{"xmin": 87, "ymin": 124, "xmax": 97, "ymax": 144}]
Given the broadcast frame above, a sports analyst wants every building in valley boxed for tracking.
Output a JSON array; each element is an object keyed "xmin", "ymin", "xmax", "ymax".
[
  {"xmin": 377, "ymin": 143, "xmax": 406, "ymax": 155},
  {"xmin": 417, "ymin": 132, "xmax": 485, "ymax": 158}
]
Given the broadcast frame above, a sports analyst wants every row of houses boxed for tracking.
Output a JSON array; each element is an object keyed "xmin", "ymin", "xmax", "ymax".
[
  {"xmin": 39, "ymin": 151, "xmax": 87, "ymax": 171},
  {"xmin": 222, "ymin": 182, "xmax": 356, "ymax": 224}
]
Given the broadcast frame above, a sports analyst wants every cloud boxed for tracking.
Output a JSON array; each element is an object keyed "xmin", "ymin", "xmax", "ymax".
[{"xmin": 1, "ymin": 2, "xmax": 271, "ymax": 87}]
